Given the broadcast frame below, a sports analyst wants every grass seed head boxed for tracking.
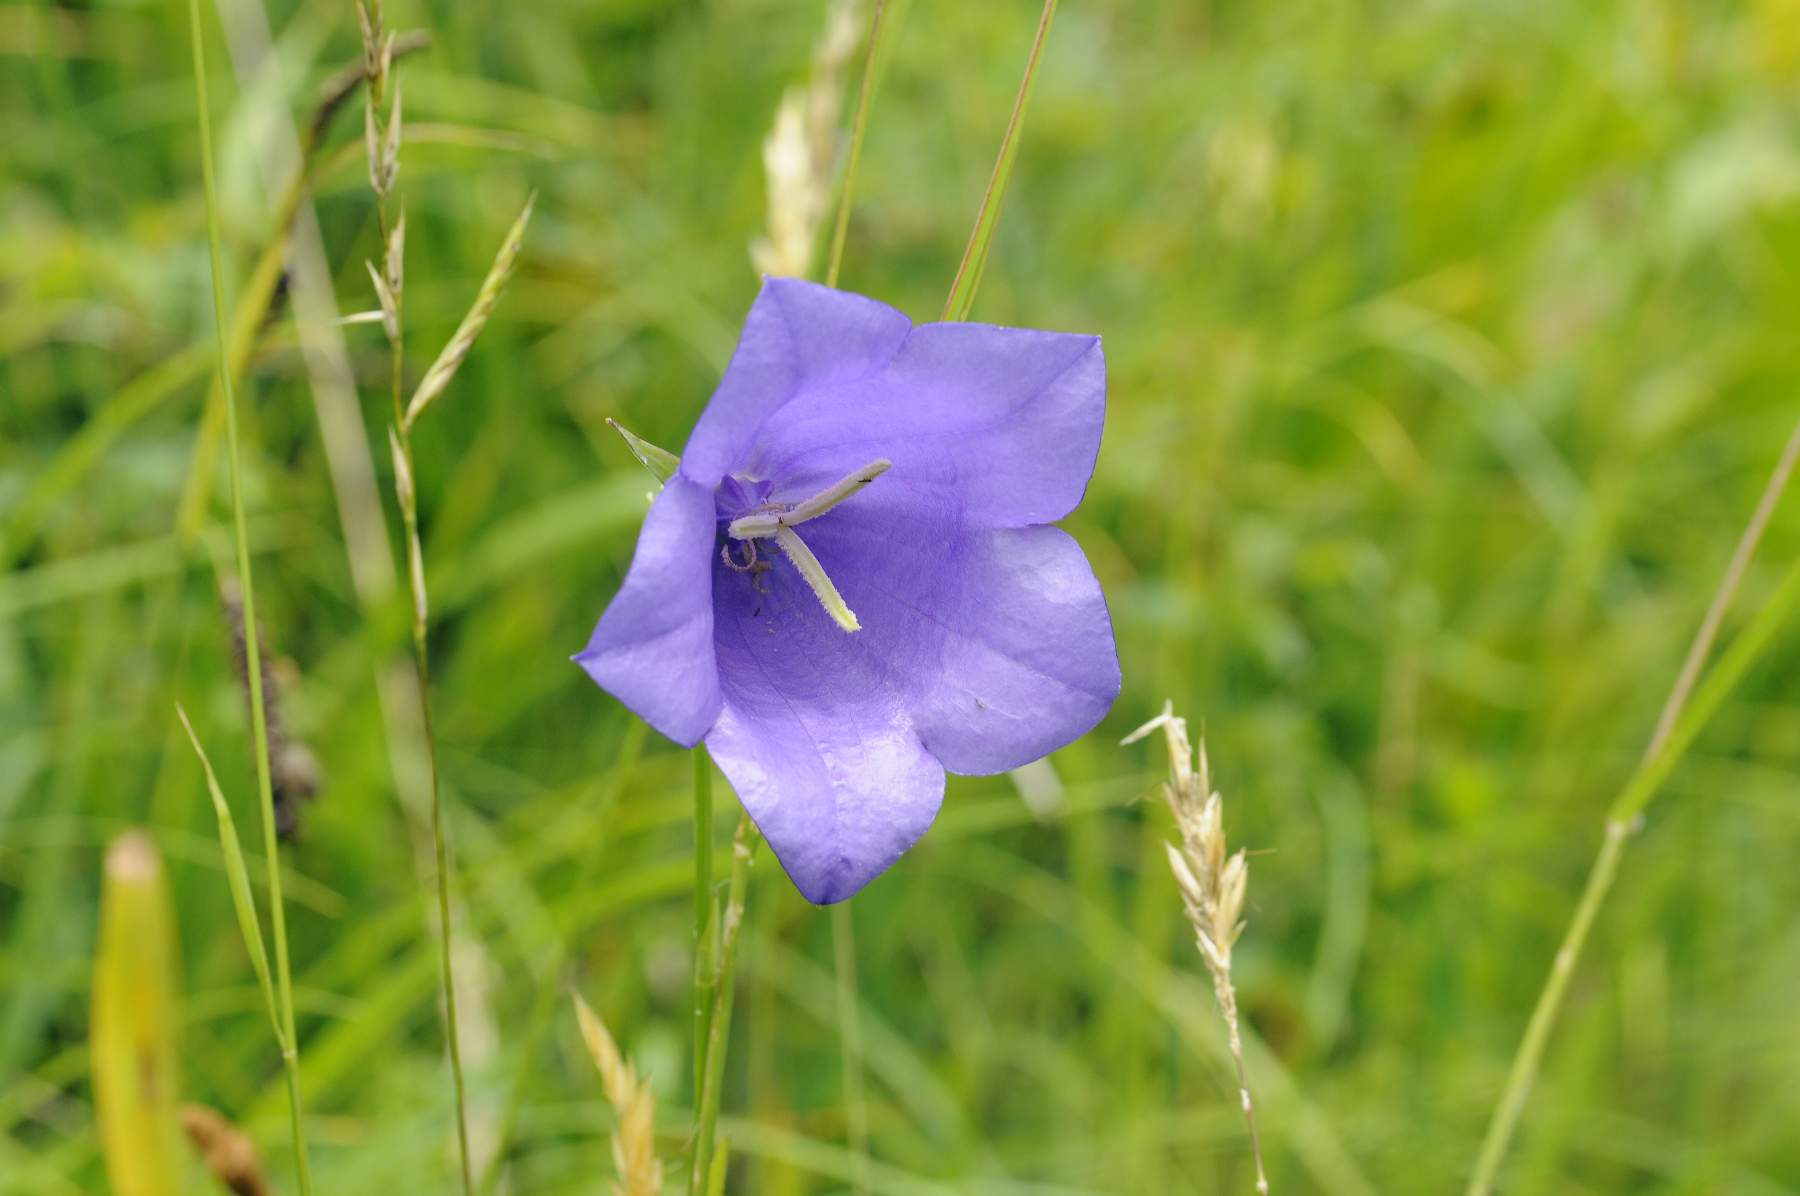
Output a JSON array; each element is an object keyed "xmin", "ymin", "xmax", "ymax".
[
  {"xmin": 573, "ymin": 994, "xmax": 663, "ymax": 1196},
  {"xmin": 751, "ymin": 0, "xmax": 863, "ymax": 278}
]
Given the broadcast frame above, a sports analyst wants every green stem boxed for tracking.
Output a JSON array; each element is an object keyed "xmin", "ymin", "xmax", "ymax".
[
  {"xmin": 409, "ymin": 596, "xmax": 476, "ymax": 1195},
  {"xmin": 184, "ymin": 3, "xmax": 312, "ymax": 1192},
  {"xmin": 693, "ymin": 746, "xmax": 715, "ymax": 1104},
  {"xmin": 1466, "ymin": 419, "xmax": 1800, "ymax": 1196},
  {"xmin": 691, "ymin": 813, "xmax": 759, "ymax": 1194},
  {"xmin": 389, "ymin": 252, "xmax": 477, "ymax": 1196},
  {"xmin": 831, "ymin": 903, "xmax": 870, "ymax": 1196},
  {"xmin": 824, "ymin": 0, "xmax": 888, "ymax": 290},
  {"xmin": 940, "ymin": 0, "xmax": 1058, "ymax": 322}
]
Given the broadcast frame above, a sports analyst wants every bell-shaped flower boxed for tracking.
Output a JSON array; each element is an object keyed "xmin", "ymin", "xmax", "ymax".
[{"xmin": 577, "ymin": 278, "xmax": 1120, "ymax": 903}]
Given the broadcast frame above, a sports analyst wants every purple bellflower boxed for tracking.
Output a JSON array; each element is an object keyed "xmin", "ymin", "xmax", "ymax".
[{"xmin": 577, "ymin": 278, "xmax": 1120, "ymax": 903}]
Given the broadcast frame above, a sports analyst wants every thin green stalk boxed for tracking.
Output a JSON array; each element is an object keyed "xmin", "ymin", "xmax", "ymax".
[
  {"xmin": 358, "ymin": 10, "xmax": 476, "ymax": 1186},
  {"xmin": 831, "ymin": 903, "xmax": 870, "ymax": 1196},
  {"xmin": 184, "ymin": 3, "xmax": 312, "ymax": 1191},
  {"xmin": 1467, "ymin": 417, "xmax": 1800, "ymax": 1196},
  {"xmin": 388, "ymin": 213, "xmax": 479, "ymax": 1196},
  {"xmin": 824, "ymin": 0, "xmax": 888, "ymax": 290},
  {"xmin": 693, "ymin": 747, "xmax": 716, "ymax": 1104},
  {"xmin": 940, "ymin": 0, "xmax": 1058, "ymax": 322},
  {"xmin": 409, "ymin": 582, "xmax": 476, "ymax": 1195},
  {"xmin": 691, "ymin": 813, "xmax": 759, "ymax": 1194}
]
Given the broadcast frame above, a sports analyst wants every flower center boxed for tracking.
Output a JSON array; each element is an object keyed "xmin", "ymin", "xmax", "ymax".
[{"xmin": 725, "ymin": 458, "xmax": 890, "ymax": 633}]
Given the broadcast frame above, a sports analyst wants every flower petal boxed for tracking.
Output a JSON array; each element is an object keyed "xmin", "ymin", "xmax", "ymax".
[
  {"xmin": 680, "ymin": 278, "xmax": 912, "ymax": 485},
  {"xmin": 751, "ymin": 324, "xmax": 1104, "ymax": 529},
  {"xmin": 703, "ymin": 488, "xmax": 1117, "ymax": 902},
  {"xmin": 906, "ymin": 525, "xmax": 1121, "ymax": 774},
  {"xmin": 574, "ymin": 477, "xmax": 722, "ymax": 746},
  {"xmin": 792, "ymin": 496, "xmax": 1120, "ymax": 774},
  {"xmin": 706, "ymin": 548, "xmax": 944, "ymax": 905}
]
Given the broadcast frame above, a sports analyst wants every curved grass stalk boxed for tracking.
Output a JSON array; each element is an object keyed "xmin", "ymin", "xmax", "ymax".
[{"xmin": 1466, "ymin": 417, "xmax": 1800, "ymax": 1196}]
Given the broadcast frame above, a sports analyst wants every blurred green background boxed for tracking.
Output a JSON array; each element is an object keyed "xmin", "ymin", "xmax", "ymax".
[{"xmin": 6, "ymin": 0, "xmax": 1800, "ymax": 1192}]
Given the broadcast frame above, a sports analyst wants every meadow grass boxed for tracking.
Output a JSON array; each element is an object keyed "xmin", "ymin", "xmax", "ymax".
[{"xmin": 6, "ymin": 1, "xmax": 1800, "ymax": 1194}]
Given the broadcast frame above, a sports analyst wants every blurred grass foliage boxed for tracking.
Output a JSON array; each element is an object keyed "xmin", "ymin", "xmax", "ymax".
[{"xmin": 4, "ymin": 0, "xmax": 1800, "ymax": 1193}]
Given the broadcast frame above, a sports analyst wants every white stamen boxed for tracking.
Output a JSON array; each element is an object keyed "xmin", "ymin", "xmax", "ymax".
[
  {"xmin": 721, "ymin": 459, "xmax": 890, "ymax": 632},
  {"xmin": 773, "ymin": 526, "xmax": 860, "ymax": 632},
  {"xmin": 726, "ymin": 458, "xmax": 890, "ymax": 540}
]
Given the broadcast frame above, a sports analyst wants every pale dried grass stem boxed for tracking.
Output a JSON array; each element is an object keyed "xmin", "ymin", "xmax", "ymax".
[{"xmin": 1126, "ymin": 702, "xmax": 1270, "ymax": 1195}]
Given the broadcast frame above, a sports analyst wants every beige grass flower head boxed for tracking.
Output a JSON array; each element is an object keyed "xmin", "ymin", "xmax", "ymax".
[
  {"xmin": 1125, "ymin": 701, "xmax": 1269, "ymax": 1195},
  {"xmin": 751, "ymin": 0, "xmax": 863, "ymax": 278},
  {"xmin": 1124, "ymin": 701, "xmax": 1249, "ymax": 974},
  {"xmin": 573, "ymin": 994, "xmax": 663, "ymax": 1196}
]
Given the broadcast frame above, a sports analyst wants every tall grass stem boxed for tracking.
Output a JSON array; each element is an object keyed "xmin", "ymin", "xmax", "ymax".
[
  {"xmin": 940, "ymin": 0, "xmax": 1057, "ymax": 321},
  {"xmin": 831, "ymin": 903, "xmax": 870, "ymax": 1196},
  {"xmin": 693, "ymin": 746, "xmax": 716, "ymax": 1104},
  {"xmin": 184, "ymin": 3, "xmax": 312, "ymax": 1189},
  {"xmin": 1466, "ymin": 416, "xmax": 1800, "ymax": 1196},
  {"xmin": 358, "ymin": 14, "xmax": 477, "ymax": 1186},
  {"xmin": 691, "ymin": 813, "xmax": 759, "ymax": 1194}
]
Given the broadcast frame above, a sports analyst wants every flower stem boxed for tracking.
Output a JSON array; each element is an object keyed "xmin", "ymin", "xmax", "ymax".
[
  {"xmin": 184, "ymin": 2, "xmax": 312, "ymax": 1190},
  {"xmin": 693, "ymin": 746, "xmax": 716, "ymax": 1105},
  {"xmin": 1466, "ymin": 416, "xmax": 1800, "ymax": 1196},
  {"xmin": 940, "ymin": 0, "xmax": 1058, "ymax": 322},
  {"xmin": 824, "ymin": 0, "xmax": 888, "ymax": 290},
  {"xmin": 831, "ymin": 903, "xmax": 870, "ymax": 1196},
  {"xmin": 691, "ymin": 812, "xmax": 759, "ymax": 1194}
]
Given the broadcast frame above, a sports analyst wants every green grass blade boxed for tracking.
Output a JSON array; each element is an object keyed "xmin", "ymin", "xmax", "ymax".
[{"xmin": 175, "ymin": 704, "xmax": 282, "ymax": 1045}]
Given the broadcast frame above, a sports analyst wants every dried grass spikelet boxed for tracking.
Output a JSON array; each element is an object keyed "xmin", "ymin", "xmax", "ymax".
[
  {"xmin": 404, "ymin": 191, "xmax": 536, "ymax": 429},
  {"xmin": 1124, "ymin": 702, "xmax": 1270, "ymax": 1195},
  {"xmin": 751, "ymin": 0, "xmax": 863, "ymax": 278},
  {"xmin": 573, "ymin": 993, "xmax": 663, "ymax": 1196}
]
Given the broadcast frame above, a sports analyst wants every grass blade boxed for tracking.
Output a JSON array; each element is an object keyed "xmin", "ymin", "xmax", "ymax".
[{"xmin": 175, "ymin": 703, "xmax": 281, "ymax": 1042}]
